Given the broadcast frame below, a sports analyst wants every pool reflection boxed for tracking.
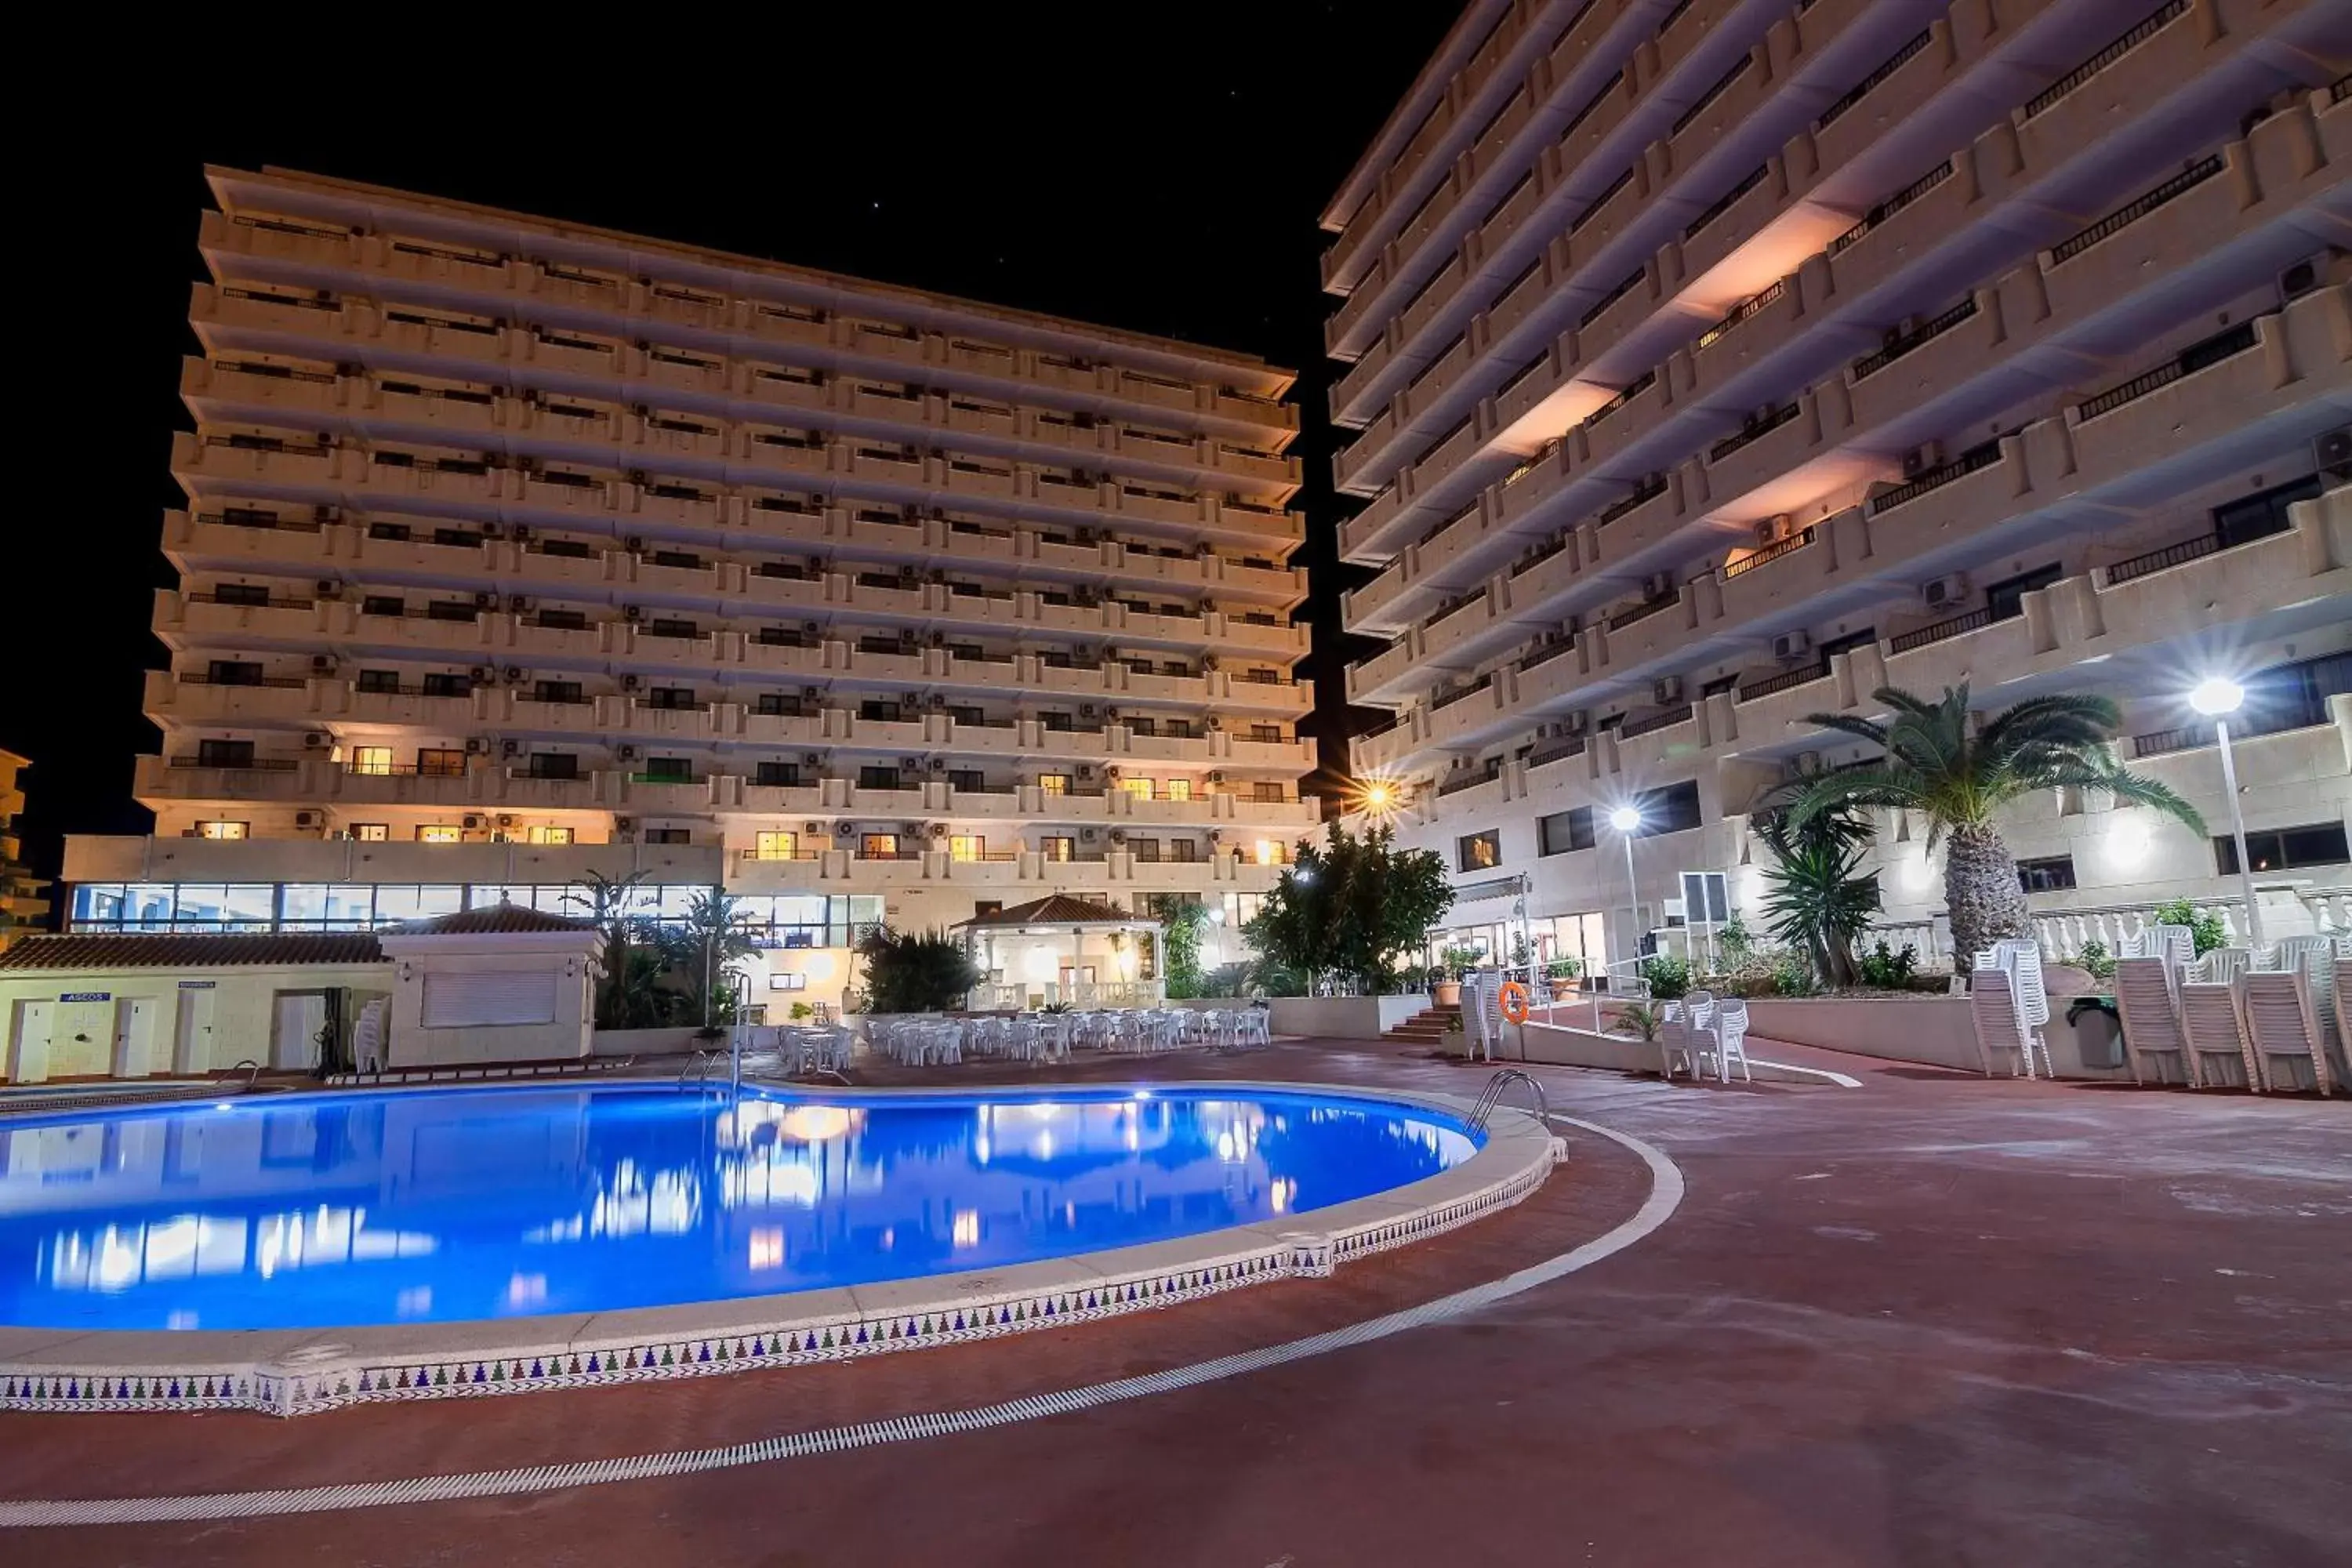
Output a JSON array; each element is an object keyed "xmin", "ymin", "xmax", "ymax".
[{"xmin": 0, "ymin": 1088, "xmax": 1475, "ymax": 1331}]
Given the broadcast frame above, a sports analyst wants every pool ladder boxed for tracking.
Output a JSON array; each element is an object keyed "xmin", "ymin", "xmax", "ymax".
[{"xmin": 1468, "ymin": 1069, "xmax": 1548, "ymax": 1131}]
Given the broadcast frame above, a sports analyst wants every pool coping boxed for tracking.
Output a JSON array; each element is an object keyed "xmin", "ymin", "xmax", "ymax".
[{"xmin": 0, "ymin": 1079, "xmax": 1563, "ymax": 1417}]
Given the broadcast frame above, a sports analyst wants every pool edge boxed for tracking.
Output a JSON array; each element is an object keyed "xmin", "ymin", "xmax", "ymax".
[{"xmin": 0, "ymin": 1081, "xmax": 1562, "ymax": 1418}]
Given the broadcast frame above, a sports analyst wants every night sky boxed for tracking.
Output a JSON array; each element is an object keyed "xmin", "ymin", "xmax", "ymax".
[{"xmin": 5, "ymin": 9, "xmax": 1461, "ymax": 909}]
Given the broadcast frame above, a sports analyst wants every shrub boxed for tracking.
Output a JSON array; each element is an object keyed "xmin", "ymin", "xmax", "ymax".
[
  {"xmin": 1637, "ymin": 953, "xmax": 1692, "ymax": 1000},
  {"xmin": 854, "ymin": 927, "xmax": 982, "ymax": 1014},
  {"xmin": 1772, "ymin": 956, "xmax": 1817, "ymax": 996},
  {"xmin": 1545, "ymin": 956, "xmax": 1583, "ymax": 981},
  {"xmin": 1856, "ymin": 940, "xmax": 1918, "ymax": 989},
  {"xmin": 2075, "ymin": 939, "xmax": 2117, "ymax": 982},
  {"xmin": 1439, "ymin": 945, "xmax": 1483, "ymax": 980},
  {"xmin": 2151, "ymin": 899, "xmax": 2228, "ymax": 956},
  {"xmin": 1609, "ymin": 1002, "xmax": 1664, "ymax": 1042}
]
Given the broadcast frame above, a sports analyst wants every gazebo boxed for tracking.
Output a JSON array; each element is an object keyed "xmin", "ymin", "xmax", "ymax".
[{"xmin": 953, "ymin": 895, "xmax": 1165, "ymax": 1011}]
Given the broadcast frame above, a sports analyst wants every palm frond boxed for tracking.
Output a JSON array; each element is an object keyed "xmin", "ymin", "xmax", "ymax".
[{"xmin": 1798, "ymin": 710, "xmax": 1892, "ymax": 747}]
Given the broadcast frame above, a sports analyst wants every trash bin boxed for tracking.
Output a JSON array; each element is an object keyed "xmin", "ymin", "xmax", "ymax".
[{"xmin": 2067, "ymin": 998, "xmax": 2125, "ymax": 1069}]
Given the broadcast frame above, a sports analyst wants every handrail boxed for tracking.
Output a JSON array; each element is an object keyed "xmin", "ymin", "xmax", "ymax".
[
  {"xmin": 1468, "ymin": 1069, "xmax": 1548, "ymax": 1131},
  {"xmin": 230, "ymin": 1059, "xmax": 263, "ymax": 1093}
]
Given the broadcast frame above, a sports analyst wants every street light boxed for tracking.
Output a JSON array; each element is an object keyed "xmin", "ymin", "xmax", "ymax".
[
  {"xmin": 1608, "ymin": 805, "xmax": 1644, "ymax": 976},
  {"xmin": 2188, "ymin": 677, "xmax": 2263, "ymax": 942}
]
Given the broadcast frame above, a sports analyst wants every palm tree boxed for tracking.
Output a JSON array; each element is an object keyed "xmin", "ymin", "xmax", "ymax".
[
  {"xmin": 1754, "ymin": 795, "xmax": 1878, "ymax": 988},
  {"xmin": 666, "ymin": 889, "xmax": 761, "ymax": 1026},
  {"xmin": 1788, "ymin": 684, "xmax": 2203, "ymax": 962}
]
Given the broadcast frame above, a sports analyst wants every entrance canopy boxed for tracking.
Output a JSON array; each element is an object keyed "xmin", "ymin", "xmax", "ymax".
[
  {"xmin": 953, "ymin": 896, "xmax": 1164, "ymax": 1011},
  {"xmin": 953, "ymin": 895, "xmax": 1158, "ymax": 934}
]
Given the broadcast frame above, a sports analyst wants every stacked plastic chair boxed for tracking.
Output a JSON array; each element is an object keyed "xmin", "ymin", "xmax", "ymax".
[
  {"xmin": 2177, "ymin": 970, "xmax": 2259, "ymax": 1090},
  {"xmin": 1707, "ymin": 996, "xmax": 1753, "ymax": 1084},
  {"xmin": 1969, "ymin": 942, "xmax": 2052, "ymax": 1078},
  {"xmin": 2238, "ymin": 971, "xmax": 2334, "ymax": 1094},
  {"xmin": 2112, "ymin": 956, "xmax": 2195, "ymax": 1087},
  {"xmin": 1968, "ymin": 961, "xmax": 2034, "ymax": 1078}
]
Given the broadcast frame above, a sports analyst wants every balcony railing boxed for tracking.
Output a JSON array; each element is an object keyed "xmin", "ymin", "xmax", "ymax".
[
  {"xmin": 1432, "ymin": 674, "xmax": 1494, "ymax": 711},
  {"xmin": 1578, "ymin": 267, "xmax": 1646, "ymax": 331},
  {"xmin": 1737, "ymin": 662, "xmax": 1830, "ymax": 702},
  {"xmin": 1814, "ymin": 28, "xmax": 1933, "ymax": 129},
  {"xmin": 169, "ymin": 754, "xmax": 302, "ymax": 772},
  {"xmin": 1864, "ymin": 440, "xmax": 2002, "ymax": 517},
  {"xmin": 1436, "ymin": 764, "xmax": 1501, "ymax": 798},
  {"xmin": 1597, "ymin": 473, "xmax": 1668, "ymax": 525},
  {"xmin": 1693, "ymin": 280, "xmax": 1786, "ymax": 354},
  {"xmin": 1584, "ymin": 371, "xmax": 1657, "ymax": 433},
  {"xmin": 1850, "ymin": 297, "xmax": 1978, "ymax": 382},
  {"xmin": 1608, "ymin": 592, "xmax": 1679, "ymax": 632},
  {"xmin": 1827, "ymin": 160, "xmax": 1955, "ymax": 259},
  {"xmin": 2076, "ymin": 321, "xmax": 2257, "ymax": 422},
  {"xmin": 1524, "ymin": 735, "xmax": 1587, "ymax": 771},
  {"xmin": 1721, "ymin": 525, "xmax": 1816, "ymax": 580},
  {"xmin": 1683, "ymin": 164, "xmax": 1768, "ymax": 241},
  {"xmin": 2050, "ymin": 154, "xmax": 2224, "ymax": 265},
  {"xmin": 1518, "ymin": 638, "xmax": 1576, "ymax": 673},
  {"xmin": 1618, "ymin": 703, "xmax": 1693, "ymax": 740},
  {"xmin": 1887, "ymin": 606, "xmax": 1994, "ymax": 655},
  {"xmin": 2104, "ymin": 531, "xmax": 2221, "ymax": 585},
  {"xmin": 1708, "ymin": 401, "xmax": 1798, "ymax": 463},
  {"xmin": 2022, "ymin": 0, "xmax": 2188, "ymax": 120}
]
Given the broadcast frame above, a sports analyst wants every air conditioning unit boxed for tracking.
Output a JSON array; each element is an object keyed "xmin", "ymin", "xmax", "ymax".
[
  {"xmin": 623, "ymin": 604, "xmax": 643, "ymax": 621},
  {"xmin": 1110, "ymin": 828, "xmax": 1127, "ymax": 844},
  {"xmin": 927, "ymin": 693, "xmax": 947, "ymax": 710},
  {"xmin": 503, "ymin": 666, "xmax": 524, "ymax": 683},
  {"xmin": 2316, "ymin": 426, "xmax": 2352, "ymax": 480},
  {"xmin": 1080, "ymin": 703, "xmax": 1097, "ymax": 718},
  {"xmin": 1795, "ymin": 750, "xmax": 1824, "ymax": 776},
  {"xmin": 1080, "ymin": 826, "xmax": 1099, "ymax": 841},
  {"xmin": 496, "ymin": 815, "xmax": 515, "ymax": 828},
  {"xmin": 465, "ymin": 737, "xmax": 489, "ymax": 754},
  {"xmin": 310, "ymin": 653, "xmax": 335, "ymax": 673},
  {"xmin": 929, "ymin": 757, "xmax": 947, "ymax": 771},
  {"xmin": 800, "ymin": 687, "xmax": 819, "ymax": 702},
  {"xmin": 801, "ymin": 752, "xmax": 822, "ymax": 767},
  {"xmin": 621, "ymin": 673, "xmax": 641, "ymax": 691},
  {"xmin": 507, "ymin": 597, "xmax": 529, "ymax": 613},
  {"xmin": 929, "ymin": 822, "xmax": 948, "ymax": 837},
  {"xmin": 501, "ymin": 739, "xmax": 521, "ymax": 757},
  {"xmin": 474, "ymin": 591, "xmax": 495, "ymax": 609},
  {"xmin": 1753, "ymin": 514, "xmax": 1791, "ymax": 547},
  {"xmin": 898, "ymin": 756, "xmax": 920, "ymax": 771},
  {"xmin": 625, "ymin": 536, "xmax": 646, "ymax": 554},
  {"xmin": 461, "ymin": 815, "xmax": 483, "ymax": 829},
  {"xmin": 512, "ymin": 524, "xmax": 532, "ymax": 541},
  {"xmin": 1077, "ymin": 764, "xmax": 1097, "ymax": 780},
  {"xmin": 1076, "ymin": 526, "xmax": 1098, "ymax": 544},
  {"xmin": 1207, "ymin": 771, "xmax": 1226, "ymax": 785},
  {"xmin": 804, "ymin": 821, "xmax": 822, "ymax": 835},
  {"xmin": 2279, "ymin": 259, "xmax": 2319, "ymax": 301},
  {"xmin": 1902, "ymin": 441, "xmax": 1945, "ymax": 478},
  {"xmin": 470, "ymin": 666, "xmax": 493, "ymax": 684},
  {"xmin": 1564, "ymin": 710, "xmax": 1590, "ymax": 735},
  {"xmin": 315, "ymin": 579, "xmax": 341, "ymax": 599},
  {"xmin": 1642, "ymin": 572, "xmax": 1674, "ymax": 600},
  {"xmin": 807, "ymin": 556, "xmax": 827, "ymax": 573},
  {"xmin": 1652, "ymin": 675, "xmax": 1686, "ymax": 706},
  {"xmin": 1922, "ymin": 573, "xmax": 1969, "ymax": 609},
  {"xmin": 1209, "ymin": 829, "xmax": 1225, "ymax": 844},
  {"xmin": 294, "ymin": 809, "xmax": 322, "ymax": 829},
  {"xmin": 1773, "ymin": 629, "xmax": 1813, "ymax": 661},
  {"xmin": 616, "ymin": 743, "xmax": 638, "ymax": 761},
  {"xmin": 802, "ymin": 621, "xmax": 821, "ymax": 637}
]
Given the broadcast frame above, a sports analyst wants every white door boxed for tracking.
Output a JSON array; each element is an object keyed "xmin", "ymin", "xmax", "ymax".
[
  {"xmin": 111, "ymin": 998, "xmax": 158, "ymax": 1077},
  {"xmin": 172, "ymin": 989, "xmax": 215, "ymax": 1074},
  {"xmin": 271, "ymin": 992, "xmax": 328, "ymax": 1070},
  {"xmin": 8, "ymin": 1000, "xmax": 54, "ymax": 1082}
]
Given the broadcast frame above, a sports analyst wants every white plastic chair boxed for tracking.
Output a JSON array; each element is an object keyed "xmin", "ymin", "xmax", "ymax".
[
  {"xmin": 1654, "ymin": 1000, "xmax": 1703, "ymax": 1080},
  {"xmin": 2113, "ymin": 957, "xmax": 2195, "ymax": 1087},
  {"xmin": 2179, "ymin": 982, "xmax": 2257, "ymax": 1089},
  {"xmin": 2239, "ymin": 971, "xmax": 2333, "ymax": 1094},
  {"xmin": 1706, "ymin": 996, "xmax": 1752, "ymax": 1083}
]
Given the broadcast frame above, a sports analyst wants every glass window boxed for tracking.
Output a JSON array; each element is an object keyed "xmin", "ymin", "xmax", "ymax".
[
  {"xmin": 1253, "ymin": 782, "xmax": 1286, "ymax": 803},
  {"xmin": 861, "ymin": 833, "xmax": 902, "ymax": 858},
  {"xmin": 2216, "ymin": 822, "xmax": 2350, "ymax": 875},
  {"xmin": 2015, "ymin": 855, "xmax": 2078, "ymax": 892},
  {"xmin": 949, "ymin": 834, "xmax": 985, "ymax": 862},
  {"xmin": 1038, "ymin": 773, "xmax": 1069, "ymax": 795},
  {"xmin": 644, "ymin": 757, "xmax": 693, "ymax": 782},
  {"xmin": 358, "ymin": 669, "xmax": 401, "ymax": 693},
  {"xmin": 350, "ymin": 746, "xmax": 393, "ymax": 775},
  {"xmin": 527, "ymin": 826, "xmax": 573, "ymax": 845},
  {"xmin": 417, "ymin": 749, "xmax": 467, "ymax": 778},
  {"xmin": 1540, "ymin": 808, "xmax": 1595, "ymax": 855},
  {"xmin": 857, "ymin": 765, "xmax": 902, "ymax": 789},
  {"xmin": 1457, "ymin": 831, "xmax": 1501, "ymax": 872},
  {"xmin": 528, "ymin": 753, "xmax": 579, "ymax": 781},
  {"xmin": 1164, "ymin": 779, "xmax": 1192, "ymax": 801},
  {"xmin": 350, "ymin": 823, "xmax": 389, "ymax": 841},
  {"xmin": 223, "ymin": 884, "xmax": 275, "ymax": 928},
  {"xmin": 125, "ymin": 883, "xmax": 178, "ymax": 926},
  {"xmin": 1632, "ymin": 781, "xmax": 1703, "ymax": 836},
  {"xmin": 1120, "ymin": 778, "xmax": 1153, "ymax": 800},
  {"xmin": 1255, "ymin": 839, "xmax": 1286, "ymax": 866},
  {"xmin": 1042, "ymin": 837, "xmax": 1076, "ymax": 861},
  {"xmin": 194, "ymin": 819, "xmax": 249, "ymax": 840},
  {"xmin": 753, "ymin": 760, "xmax": 800, "ymax": 788},
  {"xmin": 756, "ymin": 830, "xmax": 798, "ymax": 861},
  {"xmin": 417, "ymin": 825, "xmax": 463, "ymax": 843}
]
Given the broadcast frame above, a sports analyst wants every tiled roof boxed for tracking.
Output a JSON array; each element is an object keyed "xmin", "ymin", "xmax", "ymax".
[
  {"xmin": 0, "ymin": 932, "xmax": 387, "ymax": 971},
  {"xmin": 955, "ymin": 895, "xmax": 1145, "ymax": 929},
  {"xmin": 393, "ymin": 902, "xmax": 597, "ymax": 937}
]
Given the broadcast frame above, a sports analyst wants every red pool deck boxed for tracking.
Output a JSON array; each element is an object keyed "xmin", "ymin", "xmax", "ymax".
[{"xmin": 3, "ymin": 1038, "xmax": 2346, "ymax": 1566}]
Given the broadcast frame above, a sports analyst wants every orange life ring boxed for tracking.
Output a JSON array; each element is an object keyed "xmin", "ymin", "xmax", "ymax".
[{"xmin": 1498, "ymin": 982, "xmax": 1531, "ymax": 1025}]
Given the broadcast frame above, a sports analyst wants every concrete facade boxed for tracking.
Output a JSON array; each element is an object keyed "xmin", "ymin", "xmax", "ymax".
[
  {"xmin": 1318, "ymin": 0, "xmax": 2352, "ymax": 971},
  {"xmin": 65, "ymin": 169, "xmax": 1312, "ymax": 1013}
]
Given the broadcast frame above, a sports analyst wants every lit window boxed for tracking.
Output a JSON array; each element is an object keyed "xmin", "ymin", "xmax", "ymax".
[
  {"xmin": 527, "ymin": 826, "xmax": 574, "ymax": 845},
  {"xmin": 1120, "ymin": 777, "xmax": 1154, "ymax": 801},
  {"xmin": 862, "ymin": 833, "xmax": 901, "ymax": 858},
  {"xmin": 350, "ymin": 746, "xmax": 393, "ymax": 775},
  {"xmin": 350, "ymin": 823, "xmax": 389, "ymax": 842},
  {"xmin": 949, "ymin": 834, "xmax": 985, "ymax": 862},
  {"xmin": 1254, "ymin": 840, "xmax": 1283, "ymax": 866},
  {"xmin": 1164, "ymin": 779, "xmax": 1191, "ymax": 801},
  {"xmin": 1042, "ymin": 837, "xmax": 1076, "ymax": 862},
  {"xmin": 194, "ymin": 820, "xmax": 249, "ymax": 840},
  {"xmin": 1038, "ymin": 774, "xmax": 1069, "ymax": 796},
  {"xmin": 417, "ymin": 824, "xmax": 463, "ymax": 844},
  {"xmin": 755, "ymin": 830, "xmax": 798, "ymax": 861}
]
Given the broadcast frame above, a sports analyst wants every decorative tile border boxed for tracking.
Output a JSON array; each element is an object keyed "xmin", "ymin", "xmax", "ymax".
[{"xmin": 0, "ymin": 1085, "xmax": 1559, "ymax": 1418}]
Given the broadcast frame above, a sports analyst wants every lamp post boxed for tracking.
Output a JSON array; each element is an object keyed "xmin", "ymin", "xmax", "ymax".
[
  {"xmin": 1608, "ymin": 805, "xmax": 1643, "ymax": 981},
  {"xmin": 2188, "ymin": 677, "xmax": 2263, "ymax": 944}
]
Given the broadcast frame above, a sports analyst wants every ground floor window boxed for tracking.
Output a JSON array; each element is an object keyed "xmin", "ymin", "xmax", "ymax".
[
  {"xmin": 2216, "ymin": 822, "xmax": 2350, "ymax": 876},
  {"xmin": 2016, "ymin": 855, "xmax": 2078, "ymax": 892}
]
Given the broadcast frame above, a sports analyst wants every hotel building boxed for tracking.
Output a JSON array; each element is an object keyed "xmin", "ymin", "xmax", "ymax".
[
  {"xmin": 0, "ymin": 750, "xmax": 49, "ymax": 953},
  {"xmin": 1322, "ymin": 0, "xmax": 2351, "ymax": 971},
  {"xmin": 63, "ymin": 168, "xmax": 1314, "ymax": 1009}
]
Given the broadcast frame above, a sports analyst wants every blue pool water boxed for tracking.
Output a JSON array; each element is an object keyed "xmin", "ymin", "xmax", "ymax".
[{"xmin": 0, "ymin": 1085, "xmax": 1478, "ymax": 1331}]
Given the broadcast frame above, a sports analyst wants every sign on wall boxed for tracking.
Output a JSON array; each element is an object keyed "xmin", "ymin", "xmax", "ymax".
[{"xmin": 58, "ymin": 992, "xmax": 111, "ymax": 1004}]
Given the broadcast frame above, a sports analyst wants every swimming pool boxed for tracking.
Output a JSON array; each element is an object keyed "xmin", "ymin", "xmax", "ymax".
[{"xmin": 0, "ymin": 1084, "xmax": 1480, "ymax": 1332}]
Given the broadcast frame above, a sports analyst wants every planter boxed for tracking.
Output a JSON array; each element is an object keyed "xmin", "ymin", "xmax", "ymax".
[
  {"xmin": 1433, "ymin": 982, "xmax": 1463, "ymax": 1007},
  {"xmin": 1548, "ymin": 982, "xmax": 1576, "ymax": 1001}
]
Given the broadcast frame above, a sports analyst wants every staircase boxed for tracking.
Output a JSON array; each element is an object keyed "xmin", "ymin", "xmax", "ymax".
[{"xmin": 1383, "ymin": 1004, "xmax": 1460, "ymax": 1046}]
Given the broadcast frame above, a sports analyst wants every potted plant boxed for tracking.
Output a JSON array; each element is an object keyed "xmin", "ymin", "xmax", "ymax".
[
  {"xmin": 1545, "ymin": 956, "xmax": 1582, "ymax": 1000},
  {"xmin": 1433, "ymin": 945, "xmax": 1479, "ymax": 1008}
]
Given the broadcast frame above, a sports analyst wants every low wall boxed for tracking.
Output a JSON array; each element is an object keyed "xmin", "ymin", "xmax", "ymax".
[
  {"xmin": 1268, "ymin": 994, "xmax": 1431, "ymax": 1039},
  {"xmin": 1742, "ymin": 996, "xmax": 1981, "ymax": 1071},
  {"xmin": 591, "ymin": 1026, "xmax": 706, "ymax": 1059},
  {"xmin": 1516, "ymin": 1022, "xmax": 1835, "ymax": 1085}
]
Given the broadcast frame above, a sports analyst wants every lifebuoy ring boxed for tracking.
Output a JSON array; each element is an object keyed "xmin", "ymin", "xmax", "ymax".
[{"xmin": 1498, "ymin": 981, "xmax": 1531, "ymax": 1025}]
